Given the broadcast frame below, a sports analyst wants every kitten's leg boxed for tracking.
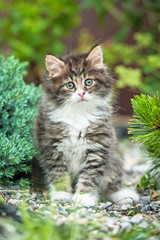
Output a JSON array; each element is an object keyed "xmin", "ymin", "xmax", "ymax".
[
  {"xmin": 101, "ymin": 167, "xmax": 139, "ymax": 204},
  {"xmin": 73, "ymin": 152, "xmax": 105, "ymax": 207},
  {"xmin": 41, "ymin": 151, "xmax": 72, "ymax": 201}
]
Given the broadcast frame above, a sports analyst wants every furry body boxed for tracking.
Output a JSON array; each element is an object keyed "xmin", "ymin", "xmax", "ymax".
[{"xmin": 35, "ymin": 46, "xmax": 139, "ymax": 206}]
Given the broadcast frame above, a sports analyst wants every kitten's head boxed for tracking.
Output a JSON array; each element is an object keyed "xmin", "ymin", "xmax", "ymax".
[{"xmin": 44, "ymin": 46, "xmax": 113, "ymax": 107}]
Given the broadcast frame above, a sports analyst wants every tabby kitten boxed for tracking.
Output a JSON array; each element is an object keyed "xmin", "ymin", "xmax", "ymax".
[{"xmin": 35, "ymin": 46, "xmax": 139, "ymax": 207}]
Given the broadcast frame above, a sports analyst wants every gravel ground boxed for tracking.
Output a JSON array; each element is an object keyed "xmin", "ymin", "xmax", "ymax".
[{"xmin": 0, "ymin": 142, "xmax": 160, "ymax": 239}]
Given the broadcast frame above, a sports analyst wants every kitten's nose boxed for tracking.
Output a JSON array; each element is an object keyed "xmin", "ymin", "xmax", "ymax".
[{"xmin": 78, "ymin": 92, "xmax": 85, "ymax": 98}]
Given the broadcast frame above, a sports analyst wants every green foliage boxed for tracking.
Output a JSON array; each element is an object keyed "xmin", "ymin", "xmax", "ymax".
[
  {"xmin": 0, "ymin": 195, "xmax": 5, "ymax": 204},
  {"xmin": 0, "ymin": 55, "xmax": 42, "ymax": 185},
  {"xmin": 103, "ymin": 32, "xmax": 160, "ymax": 94},
  {"xmin": 82, "ymin": 0, "xmax": 160, "ymax": 94},
  {"xmin": 115, "ymin": 66, "xmax": 142, "ymax": 89},
  {"xmin": 116, "ymin": 224, "xmax": 159, "ymax": 240},
  {"xmin": 0, "ymin": 0, "xmax": 79, "ymax": 82},
  {"xmin": 128, "ymin": 93, "xmax": 160, "ymax": 181},
  {"xmin": 137, "ymin": 173, "xmax": 157, "ymax": 191}
]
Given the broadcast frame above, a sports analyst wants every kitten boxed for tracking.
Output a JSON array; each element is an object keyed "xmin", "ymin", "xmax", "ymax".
[{"xmin": 35, "ymin": 46, "xmax": 139, "ymax": 207}]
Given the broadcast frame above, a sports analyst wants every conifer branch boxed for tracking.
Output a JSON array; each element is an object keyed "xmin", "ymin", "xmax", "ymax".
[{"xmin": 128, "ymin": 93, "xmax": 160, "ymax": 180}]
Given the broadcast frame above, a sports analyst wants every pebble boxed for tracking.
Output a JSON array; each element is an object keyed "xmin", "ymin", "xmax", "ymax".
[
  {"xmin": 101, "ymin": 202, "xmax": 113, "ymax": 210},
  {"xmin": 141, "ymin": 205, "xmax": 151, "ymax": 213},
  {"xmin": 138, "ymin": 221, "xmax": 149, "ymax": 228},
  {"xmin": 121, "ymin": 204, "xmax": 132, "ymax": 210},
  {"xmin": 141, "ymin": 196, "xmax": 151, "ymax": 204},
  {"xmin": 120, "ymin": 222, "xmax": 132, "ymax": 232},
  {"xmin": 7, "ymin": 199, "xmax": 18, "ymax": 205},
  {"xmin": 120, "ymin": 216, "xmax": 130, "ymax": 223},
  {"xmin": 130, "ymin": 214, "xmax": 144, "ymax": 224}
]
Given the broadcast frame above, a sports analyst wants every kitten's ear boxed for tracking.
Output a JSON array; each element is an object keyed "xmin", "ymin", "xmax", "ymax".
[
  {"xmin": 87, "ymin": 46, "xmax": 104, "ymax": 69},
  {"xmin": 45, "ymin": 55, "xmax": 64, "ymax": 77}
]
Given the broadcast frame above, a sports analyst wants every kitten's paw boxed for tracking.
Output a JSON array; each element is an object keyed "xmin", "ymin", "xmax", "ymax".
[
  {"xmin": 50, "ymin": 190, "xmax": 72, "ymax": 201},
  {"xmin": 109, "ymin": 188, "xmax": 139, "ymax": 204},
  {"xmin": 73, "ymin": 193, "xmax": 98, "ymax": 207}
]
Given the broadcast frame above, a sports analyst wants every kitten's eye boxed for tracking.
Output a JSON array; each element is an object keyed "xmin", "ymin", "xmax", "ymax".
[
  {"xmin": 85, "ymin": 79, "xmax": 93, "ymax": 86},
  {"xmin": 66, "ymin": 82, "xmax": 75, "ymax": 89}
]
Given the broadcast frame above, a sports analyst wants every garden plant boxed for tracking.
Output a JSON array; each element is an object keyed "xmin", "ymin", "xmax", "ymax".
[
  {"xmin": 0, "ymin": 55, "xmax": 42, "ymax": 186},
  {"xmin": 129, "ymin": 93, "xmax": 160, "ymax": 189}
]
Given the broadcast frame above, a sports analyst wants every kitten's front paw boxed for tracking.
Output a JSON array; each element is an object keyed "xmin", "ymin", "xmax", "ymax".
[
  {"xmin": 73, "ymin": 193, "xmax": 98, "ymax": 207},
  {"xmin": 50, "ymin": 190, "xmax": 72, "ymax": 201}
]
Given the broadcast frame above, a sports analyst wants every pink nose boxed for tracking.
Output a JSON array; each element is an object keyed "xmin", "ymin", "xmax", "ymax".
[{"xmin": 78, "ymin": 92, "xmax": 85, "ymax": 98}]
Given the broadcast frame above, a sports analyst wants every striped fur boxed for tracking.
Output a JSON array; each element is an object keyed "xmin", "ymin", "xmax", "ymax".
[{"xmin": 35, "ymin": 46, "xmax": 130, "ymax": 206}]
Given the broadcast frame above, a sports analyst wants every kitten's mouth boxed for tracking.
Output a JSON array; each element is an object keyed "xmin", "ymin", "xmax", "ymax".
[{"xmin": 78, "ymin": 99, "xmax": 87, "ymax": 102}]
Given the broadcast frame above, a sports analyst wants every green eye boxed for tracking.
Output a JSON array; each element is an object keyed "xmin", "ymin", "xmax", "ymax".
[
  {"xmin": 66, "ymin": 82, "xmax": 75, "ymax": 89},
  {"xmin": 85, "ymin": 79, "xmax": 93, "ymax": 86}
]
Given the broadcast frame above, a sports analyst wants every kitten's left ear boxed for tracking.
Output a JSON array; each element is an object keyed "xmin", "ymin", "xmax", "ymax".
[
  {"xmin": 87, "ymin": 46, "xmax": 104, "ymax": 69},
  {"xmin": 45, "ymin": 55, "xmax": 64, "ymax": 77}
]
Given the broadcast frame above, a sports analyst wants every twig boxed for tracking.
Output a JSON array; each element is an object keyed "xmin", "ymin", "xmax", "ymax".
[{"xmin": 0, "ymin": 190, "xmax": 28, "ymax": 193}]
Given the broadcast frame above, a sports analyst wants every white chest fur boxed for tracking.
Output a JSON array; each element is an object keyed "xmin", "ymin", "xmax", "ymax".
[
  {"xmin": 47, "ymin": 99, "xmax": 109, "ymax": 174},
  {"xmin": 48, "ymin": 100, "xmax": 103, "ymax": 130},
  {"xmin": 57, "ymin": 127, "xmax": 87, "ymax": 175}
]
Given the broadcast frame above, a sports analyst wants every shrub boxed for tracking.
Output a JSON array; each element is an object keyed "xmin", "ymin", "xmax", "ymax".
[
  {"xmin": 128, "ymin": 93, "xmax": 160, "ymax": 186},
  {"xmin": 0, "ymin": 55, "xmax": 42, "ymax": 185}
]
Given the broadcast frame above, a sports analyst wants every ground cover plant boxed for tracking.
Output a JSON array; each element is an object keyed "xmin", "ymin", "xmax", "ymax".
[{"xmin": 0, "ymin": 55, "xmax": 42, "ymax": 186}]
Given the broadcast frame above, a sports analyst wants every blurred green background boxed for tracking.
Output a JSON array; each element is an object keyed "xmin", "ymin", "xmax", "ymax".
[{"xmin": 0, "ymin": 0, "xmax": 160, "ymax": 115}]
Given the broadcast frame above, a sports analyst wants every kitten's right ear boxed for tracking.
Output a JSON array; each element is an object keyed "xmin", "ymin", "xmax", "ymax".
[
  {"xmin": 87, "ymin": 45, "xmax": 104, "ymax": 69},
  {"xmin": 45, "ymin": 55, "xmax": 64, "ymax": 77}
]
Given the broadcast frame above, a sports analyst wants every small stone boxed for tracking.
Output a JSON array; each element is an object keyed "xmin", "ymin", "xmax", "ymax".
[
  {"xmin": 138, "ymin": 221, "xmax": 148, "ymax": 228},
  {"xmin": 61, "ymin": 199, "xmax": 72, "ymax": 205},
  {"xmin": 156, "ymin": 212, "xmax": 160, "ymax": 219},
  {"xmin": 50, "ymin": 203, "xmax": 57, "ymax": 208},
  {"xmin": 141, "ymin": 205, "xmax": 150, "ymax": 213},
  {"xmin": 15, "ymin": 193, "xmax": 22, "ymax": 199},
  {"xmin": 109, "ymin": 211, "xmax": 119, "ymax": 217},
  {"xmin": 121, "ymin": 204, "xmax": 131, "ymax": 210},
  {"xmin": 8, "ymin": 199, "xmax": 18, "ymax": 205},
  {"xmin": 155, "ymin": 200, "xmax": 160, "ymax": 205},
  {"xmin": 95, "ymin": 212, "xmax": 102, "ymax": 218},
  {"xmin": 141, "ymin": 196, "xmax": 151, "ymax": 204},
  {"xmin": 59, "ymin": 210, "xmax": 68, "ymax": 216},
  {"xmin": 120, "ymin": 222, "xmax": 132, "ymax": 232},
  {"xmin": 29, "ymin": 200, "xmax": 35, "ymax": 205},
  {"xmin": 120, "ymin": 216, "xmax": 130, "ymax": 223},
  {"xmin": 102, "ymin": 202, "xmax": 113, "ymax": 210},
  {"xmin": 31, "ymin": 193, "xmax": 37, "ymax": 199},
  {"xmin": 112, "ymin": 225, "xmax": 119, "ymax": 235},
  {"xmin": 97, "ymin": 216, "xmax": 107, "ymax": 223},
  {"xmin": 143, "ymin": 190, "xmax": 150, "ymax": 196},
  {"xmin": 136, "ymin": 203, "xmax": 141, "ymax": 208},
  {"xmin": 149, "ymin": 203, "xmax": 156, "ymax": 211},
  {"xmin": 105, "ymin": 218, "xmax": 116, "ymax": 229},
  {"xmin": 130, "ymin": 214, "xmax": 144, "ymax": 224}
]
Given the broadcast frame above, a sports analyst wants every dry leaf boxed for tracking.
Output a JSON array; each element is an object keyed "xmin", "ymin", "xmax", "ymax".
[{"xmin": 152, "ymin": 192, "xmax": 160, "ymax": 199}]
